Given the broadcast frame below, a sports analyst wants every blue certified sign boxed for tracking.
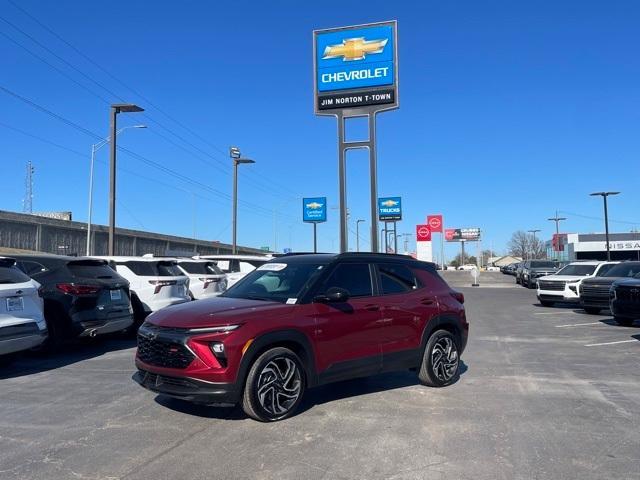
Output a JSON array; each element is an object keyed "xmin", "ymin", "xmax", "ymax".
[
  {"xmin": 315, "ymin": 24, "xmax": 395, "ymax": 93},
  {"xmin": 303, "ymin": 197, "xmax": 327, "ymax": 223},
  {"xmin": 378, "ymin": 196, "xmax": 402, "ymax": 221}
]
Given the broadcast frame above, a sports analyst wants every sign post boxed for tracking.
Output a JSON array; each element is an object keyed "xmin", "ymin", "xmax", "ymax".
[
  {"xmin": 303, "ymin": 197, "xmax": 327, "ymax": 253},
  {"xmin": 314, "ymin": 21, "xmax": 399, "ymax": 253}
]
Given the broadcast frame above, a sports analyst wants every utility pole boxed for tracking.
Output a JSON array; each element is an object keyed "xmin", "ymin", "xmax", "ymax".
[
  {"xmin": 547, "ymin": 211, "xmax": 567, "ymax": 260},
  {"xmin": 23, "ymin": 161, "xmax": 34, "ymax": 214},
  {"xmin": 527, "ymin": 229, "xmax": 541, "ymax": 259},
  {"xmin": 590, "ymin": 192, "xmax": 620, "ymax": 261}
]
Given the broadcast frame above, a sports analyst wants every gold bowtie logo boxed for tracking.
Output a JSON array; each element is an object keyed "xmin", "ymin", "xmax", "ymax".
[{"xmin": 322, "ymin": 37, "xmax": 388, "ymax": 62}]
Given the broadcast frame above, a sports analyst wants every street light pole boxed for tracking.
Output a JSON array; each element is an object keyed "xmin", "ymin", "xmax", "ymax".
[
  {"xmin": 547, "ymin": 211, "xmax": 567, "ymax": 261},
  {"xmin": 590, "ymin": 191, "xmax": 620, "ymax": 261},
  {"xmin": 527, "ymin": 229, "xmax": 541, "ymax": 259},
  {"xmin": 87, "ymin": 125, "xmax": 145, "ymax": 256},
  {"xmin": 356, "ymin": 219, "xmax": 365, "ymax": 252},
  {"xmin": 230, "ymin": 147, "xmax": 255, "ymax": 255},
  {"xmin": 108, "ymin": 104, "xmax": 144, "ymax": 256}
]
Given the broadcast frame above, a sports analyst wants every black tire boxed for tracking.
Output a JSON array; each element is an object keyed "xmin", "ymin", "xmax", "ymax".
[
  {"xmin": 41, "ymin": 304, "xmax": 66, "ymax": 352},
  {"xmin": 615, "ymin": 317, "xmax": 635, "ymax": 327},
  {"xmin": 418, "ymin": 330, "xmax": 460, "ymax": 387},
  {"xmin": 584, "ymin": 307, "xmax": 601, "ymax": 315},
  {"xmin": 0, "ymin": 353, "xmax": 17, "ymax": 367},
  {"xmin": 242, "ymin": 347, "xmax": 306, "ymax": 422},
  {"xmin": 540, "ymin": 300, "xmax": 554, "ymax": 307},
  {"xmin": 516, "ymin": 276, "xmax": 520, "ymax": 285},
  {"xmin": 130, "ymin": 293, "xmax": 148, "ymax": 328}
]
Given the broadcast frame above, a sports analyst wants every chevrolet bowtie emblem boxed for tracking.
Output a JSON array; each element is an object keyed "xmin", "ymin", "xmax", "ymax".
[
  {"xmin": 306, "ymin": 202, "xmax": 323, "ymax": 209},
  {"xmin": 381, "ymin": 200, "xmax": 398, "ymax": 207},
  {"xmin": 323, "ymin": 37, "xmax": 388, "ymax": 61}
]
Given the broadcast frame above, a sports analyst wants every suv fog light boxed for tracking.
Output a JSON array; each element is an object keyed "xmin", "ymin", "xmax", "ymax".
[
  {"xmin": 211, "ymin": 342, "xmax": 224, "ymax": 354},
  {"xmin": 568, "ymin": 285, "xmax": 577, "ymax": 293},
  {"xmin": 210, "ymin": 342, "xmax": 227, "ymax": 367}
]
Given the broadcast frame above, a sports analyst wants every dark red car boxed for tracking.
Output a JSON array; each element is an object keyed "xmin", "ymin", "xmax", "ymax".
[{"xmin": 133, "ymin": 253, "xmax": 468, "ymax": 421}]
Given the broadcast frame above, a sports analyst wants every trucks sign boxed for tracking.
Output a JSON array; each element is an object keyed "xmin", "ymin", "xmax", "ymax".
[{"xmin": 378, "ymin": 196, "xmax": 402, "ymax": 221}]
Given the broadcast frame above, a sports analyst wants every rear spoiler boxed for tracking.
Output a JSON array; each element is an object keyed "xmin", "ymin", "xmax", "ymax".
[{"xmin": 0, "ymin": 257, "xmax": 17, "ymax": 268}]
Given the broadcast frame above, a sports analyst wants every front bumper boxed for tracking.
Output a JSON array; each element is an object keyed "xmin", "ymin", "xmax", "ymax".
[
  {"xmin": 610, "ymin": 299, "xmax": 640, "ymax": 319},
  {"xmin": 133, "ymin": 368, "xmax": 240, "ymax": 405},
  {"xmin": 537, "ymin": 292, "xmax": 580, "ymax": 303},
  {"xmin": 580, "ymin": 295, "xmax": 610, "ymax": 309}
]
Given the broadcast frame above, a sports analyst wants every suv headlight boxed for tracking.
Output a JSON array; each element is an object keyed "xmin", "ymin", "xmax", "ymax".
[{"xmin": 188, "ymin": 325, "xmax": 240, "ymax": 333}]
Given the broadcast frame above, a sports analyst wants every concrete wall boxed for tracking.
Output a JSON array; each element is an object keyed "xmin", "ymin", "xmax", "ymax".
[{"xmin": 0, "ymin": 210, "xmax": 267, "ymax": 257}]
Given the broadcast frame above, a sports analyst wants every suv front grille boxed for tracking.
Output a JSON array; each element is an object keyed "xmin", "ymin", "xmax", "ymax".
[
  {"xmin": 581, "ymin": 284, "xmax": 610, "ymax": 297},
  {"xmin": 137, "ymin": 333, "xmax": 194, "ymax": 369},
  {"xmin": 538, "ymin": 281, "xmax": 565, "ymax": 291},
  {"xmin": 616, "ymin": 287, "xmax": 640, "ymax": 303}
]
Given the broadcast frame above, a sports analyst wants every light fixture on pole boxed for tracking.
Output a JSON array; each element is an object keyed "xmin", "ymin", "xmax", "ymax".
[
  {"xmin": 356, "ymin": 219, "xmax": 365, "ymax": 252},
  {"xmin": 547, "ymin": 211, "xmax": 567, "ymax": 261},
  {"xmin": 590, "ymin": 191, "xmax": 620, "ymax": 261},
  {"xmin": 87, "ymin": 125, "xmax": 146, "ymax": 256},
  {"xmin": 230, "ymin": 146, "xmax": 255, "ymax": 254},
  {"xmin": 108, "ymin": 104, "xmax": 144, "ymax": 256},
  {"xmin": 527, "ymin": 229, "xmax": 541, "ymax": 259}
]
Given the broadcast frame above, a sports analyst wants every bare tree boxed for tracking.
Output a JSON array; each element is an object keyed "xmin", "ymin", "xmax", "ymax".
[{"xmin": 508, "ymin": 231, "xmax": 547, "ymax": 259}]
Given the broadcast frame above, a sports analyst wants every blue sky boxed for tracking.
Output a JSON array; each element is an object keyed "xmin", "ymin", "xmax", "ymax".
[{"xmin": 1, "ymin": 0, "xmax": 639, "ymax": 259}]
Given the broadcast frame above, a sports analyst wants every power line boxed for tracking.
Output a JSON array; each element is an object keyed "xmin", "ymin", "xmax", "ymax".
[{"xmin": 558, "ymin": 210, "xmax": 639, "ymax": 227}]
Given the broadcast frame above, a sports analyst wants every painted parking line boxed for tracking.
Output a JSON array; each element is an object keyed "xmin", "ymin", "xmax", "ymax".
[
  {"xmin": 555, "ymin": 321, "xmax": 603, "ymax": 328},
  {"xmin": 534, "ymin": 311, "xmax": 577, "ymax": 315},
  {"xmin": 584, "ymin": 339, "xmax": 639, "ymax": 347}
]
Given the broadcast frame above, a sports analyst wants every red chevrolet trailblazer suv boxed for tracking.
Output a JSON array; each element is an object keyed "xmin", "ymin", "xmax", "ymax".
[{"xmin": 133, "ymin": 253, "xmax": 468, "ymax": 421}]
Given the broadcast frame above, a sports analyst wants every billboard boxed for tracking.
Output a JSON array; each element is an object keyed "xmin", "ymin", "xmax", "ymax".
[
  {"xmin": 552, "ymin": 233, "xmax": 567, "ymax": 252},
  {"xmin": 302, "ymin": 197, "xmax": 327, "ymax": 223},
  {"xmin": 416, "ymin": 224, "xmax": 431, "ymax": 242},
  {"xmin": 378, "ymin": 196, "xmax": 402, "ymax": 221},
  {"xmin": 314, "ymin": 21, "xmax": 398, "ymax": 113},
  {"xmin": 427, "ymin": 215, "xmax": 443, "ymax": 233},
  {"xmin": 445, "ymin": 228, "xmax": 481, "ymax": 242},
  {"xmin": 33, "ymin": 211, "xmax": 72, "ymax": 221}
]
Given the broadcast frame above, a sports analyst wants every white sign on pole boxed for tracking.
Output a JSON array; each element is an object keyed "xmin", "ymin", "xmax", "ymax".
[{"xmin": 416, "ymin": 241, "xmax": 433, "ymax": 262}]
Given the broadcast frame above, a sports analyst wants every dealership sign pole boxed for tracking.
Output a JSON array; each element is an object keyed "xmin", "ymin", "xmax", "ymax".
[
  {"xmin": 314, "ymin": 21, "xmax": 399, "ymax": 253},
  {"xmin": 303, "ymin": 197, "xmax": 327, "ymax": 253}
]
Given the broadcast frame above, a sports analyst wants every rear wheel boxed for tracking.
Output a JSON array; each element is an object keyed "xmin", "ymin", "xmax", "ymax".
[
  {"xmin": 242, "ymin": 347, "xmax": 305, "ymax": 422},
  {"xmin": 615, "ymin": 317, "xmax": 635, "ymax": 327},
  {"xmin": 41, "ymin": 304, "xmax": 66, "ymax": 352},
  {"xmin": 584, "ymin": 307, "xmax": 601, "ymax": 315},
  {"xmin": 418, "ymin": 330, "xmax": 460, "ymax": 387}
]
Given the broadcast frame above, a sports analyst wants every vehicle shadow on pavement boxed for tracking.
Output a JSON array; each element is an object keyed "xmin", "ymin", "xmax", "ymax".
[
  {"xmin": 0, "ymin": 335, "xmax": 136, "ymax": 380},
  {"xmin": 153, "ymin": 361, "xmax": 469, "ymax": 421}
]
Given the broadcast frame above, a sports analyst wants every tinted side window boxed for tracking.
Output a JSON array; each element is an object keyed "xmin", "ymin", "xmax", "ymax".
[
  {"xmin": 378, "ymin": 263, "xmax": 417, "ymax": 295},
  {"xmin": 18, "ymin": 261, "xmax": 48, "ymax": 276},
  {"xmin": 321, "ymin": 263, "xmax": 372, "ymax": 298},
  {"xmin": 157, "ymin": 262, "xmax": 183, "ymax": 277},
  {"xmin": 121, "ymin": 261, "xmax": 156, "ymax": 276}
]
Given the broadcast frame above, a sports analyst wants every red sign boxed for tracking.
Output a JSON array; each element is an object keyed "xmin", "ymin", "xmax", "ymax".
[
  {"xmin": 444, "ymin": 228, "xmax": 456, "ymax": 241},
  {"xmin": 416, "ymin": 224, "xmax": 431, "ymax": 242},
  {"xmin": 427, "ymin": 215, "xmax": 443, "ymax": 233},
  {"xmin": 552, "ymin": 233, "xmax": 567, "ymax": 252}
]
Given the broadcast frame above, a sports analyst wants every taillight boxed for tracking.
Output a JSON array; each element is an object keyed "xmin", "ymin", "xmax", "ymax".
[
  {"xmin": 198, "ymin": 277, "xmax": 220, "ymax": 289},
  {"xmin": 148, "ymin": 280, "xmax": 176, "ymax": 294},
  {"xmin": 451, "ymin": 291, "xmax": 465, "ymax": 304},
  {"xmin": 56, "ymin": 283, "xmax": 101, "ymax": 295}
]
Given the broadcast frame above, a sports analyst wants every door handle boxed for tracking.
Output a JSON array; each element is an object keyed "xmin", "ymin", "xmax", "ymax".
[
  {"xmin": 420, "ymin": 298, "xmax": 435, "ymax": 306},
  {"xmin": 364, "ymin": 304, "xmax": 380, "ymax": 311}
]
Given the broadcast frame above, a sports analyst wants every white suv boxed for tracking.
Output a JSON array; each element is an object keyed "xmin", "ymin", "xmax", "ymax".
[
  {"xmin": 536, "ymin": 261, "xmax": 619, "ymax": 307},
  {"xmin": 196, "ymin": 255, "xmax": 271, "ymax": 287},
  {"xmin": 95, "ymin": 256, "xmax": 190, "ymax": 320},
  {"xmin": 0, "ymin": 257, "xmax": 47, "ymax": 360},
  {"xmin": 173, "ymin": 258, "xmax": 227, "ymax": 300}
]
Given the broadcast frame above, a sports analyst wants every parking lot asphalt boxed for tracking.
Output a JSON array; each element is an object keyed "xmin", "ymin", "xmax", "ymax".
[{"xmin": 1, "ymin": 275, "xmax": 639, "ymax": 480}]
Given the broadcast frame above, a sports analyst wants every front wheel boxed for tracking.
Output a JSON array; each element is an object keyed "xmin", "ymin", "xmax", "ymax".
[
  {"xmin": 540, "ymin": 300, "xmax": 554, "ymax": 307},
  {"xmin": 242, "ymin": 347, "xmax": 306, "ymax": 422},
  {"xmin": 615, "ymin": 317, "xmax": 635, "ymax": 327},
  {"xmin": 418, "ymin": 330, "xmax": 460, "ymax": 387},
  {"xmin": 584, "ymin": 307, "xmax": 601, "ymax": 315}
]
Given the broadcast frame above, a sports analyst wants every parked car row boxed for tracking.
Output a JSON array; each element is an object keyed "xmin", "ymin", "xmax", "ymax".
[
  {"xmin": 0, "ymin": 252, "xmax": 273, "ymax": 362},
  {"xmin": 533, "ymin": 260, "xmax": 640, "ymax": 326}
]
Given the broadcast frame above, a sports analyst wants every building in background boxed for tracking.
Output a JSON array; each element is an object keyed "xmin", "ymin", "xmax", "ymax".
[{"xmin": 545, "ymin": 232, "xmax": 640, "ymax": 261}]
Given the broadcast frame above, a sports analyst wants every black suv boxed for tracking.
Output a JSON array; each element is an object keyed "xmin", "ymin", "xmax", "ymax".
[
  {"xmin": 13, "ymin": 254, "xmax": 133, "ymax": 348},
  {"xmin": 580, "ymin": 262, "xmax": 640, "ymax": 314},
  {"xmin": 610, "ymin": 276, "xmax": 640, "ymax": 327},
  {"xmin": 518, "ymin": 260, "xmax": 559, "ymax": 288}
]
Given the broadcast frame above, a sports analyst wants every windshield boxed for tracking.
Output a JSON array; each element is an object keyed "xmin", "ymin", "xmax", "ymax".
[
  {"xmin": 222, "ymin": 262, "xmax": 326, "ymax": 303},
  {"xmin": 556, "ymin": 264, "xmax": 596, "ymax": 276},
  {"xmin": 530, "ymin": 261, "xmax": 557, "ymax": 268},
  {"xmin": 601, "ymin": 262, "xmax": 640, "ymax": 278}
]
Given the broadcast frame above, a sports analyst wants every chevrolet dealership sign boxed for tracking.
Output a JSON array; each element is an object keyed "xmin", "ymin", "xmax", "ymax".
[{"xmin": 314, "ymin": 21, "xmax": 398, "ymax": 113}]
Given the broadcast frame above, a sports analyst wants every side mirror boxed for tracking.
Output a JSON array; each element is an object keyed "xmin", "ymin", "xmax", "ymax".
[{"xmin": 314, "ymin": 287, "xmax": 350, "ymax": 303}]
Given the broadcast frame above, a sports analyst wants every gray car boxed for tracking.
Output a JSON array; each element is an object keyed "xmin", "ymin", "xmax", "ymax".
[{"xmin": 518, "ymin": 260, "xmax": 559, "ymax": 288}]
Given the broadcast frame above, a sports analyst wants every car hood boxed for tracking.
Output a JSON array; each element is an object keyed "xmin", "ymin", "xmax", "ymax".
[
  {"xmin": 146, "ymin": 296, "xmax": 291, "ymax": 329},
  {"xmin": 612, "ymin": 278, "xmax": 640, "ymax": 288},
  {"xmin": 538, "ymin": 275, "xmax": 588, "ymax": 282},
  {"xmin": 581, "ymin": 277, "xmax": 618, "ymax": 286},
  {"xmin": 529, "ymin": 268, "xmax": 558, "ymax": 273}
]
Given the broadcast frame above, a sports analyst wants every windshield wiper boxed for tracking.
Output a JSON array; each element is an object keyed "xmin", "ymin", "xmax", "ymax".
[{"xmin": 241, "ymin": 295, "xmax": 272, "ymax": 302}]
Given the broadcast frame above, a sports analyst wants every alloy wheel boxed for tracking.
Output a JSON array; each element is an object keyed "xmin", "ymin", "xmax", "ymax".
[
  {"xmin": 257, "ymin": 357, "xmax": 302, "ymax": 416},
  {"xmin": 431, "ymin": 336, "xmax": 459, "ymax": 382}
]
